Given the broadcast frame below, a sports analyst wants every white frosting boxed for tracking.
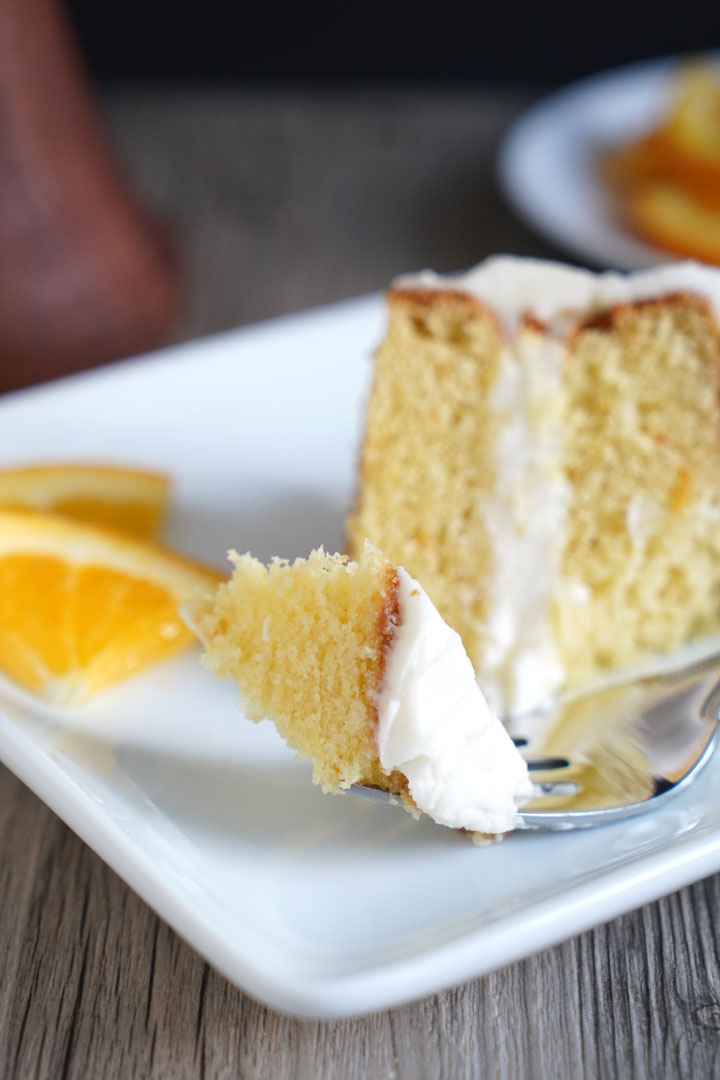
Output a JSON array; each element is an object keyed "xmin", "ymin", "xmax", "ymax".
[
  {"xmin": 396, "ymin": 255, "xmax": 720, "ymax": 333},
  {"xmin": 375, "ymin": 568, "xmax": 532, "ymax": 833},
  {"xmin": 394, "ymin": 256, "xmax": 720, "ymax": 716},
  {"xmin": 479, "ymin": 330, "xmax": 568, "ymax": 715}
]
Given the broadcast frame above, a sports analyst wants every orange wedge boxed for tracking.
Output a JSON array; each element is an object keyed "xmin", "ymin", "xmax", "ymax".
[
  {"xmin": 626, "ymin": 182, "xmax": 720, "ymax": 265},
  {"xmin": 0, "ymin": 464, "xmax": 170, "ymax": 538},
  {"xmin": 664, "ymin": 66, "xmax": 720, "ymax": 167},
  {"xmin": 0, "ymin": 510, "xmax": 223, "ymax": 704},
  {"xmin": 603, "ymin": 62, "xmax": 720, "ymax": 260},
  {"xmin": 654, "ymin": 67, "xmax": 720, "ymax": 209}
]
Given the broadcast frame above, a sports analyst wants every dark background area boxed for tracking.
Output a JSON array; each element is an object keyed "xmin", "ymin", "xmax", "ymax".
[{"xmin": 66, "ymin": 0, "xmax": 719, "ymax": 85}]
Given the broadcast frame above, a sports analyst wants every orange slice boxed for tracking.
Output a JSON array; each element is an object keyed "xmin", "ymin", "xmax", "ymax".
[
  {"xmin": 0, "ymin": 464, "xmax": 170, "ymax": 538},
  {"xmin": 625, "ymin": 182, "xmax": 720, "ymax": 266},
  {"xmin": 602, "ymin": 133, "xmax": 669, "ymax": 191},
  {"xmin": 664, "ymin": 66, "xmax": 720, "ymax": 167},
  {"xmin": 654, "ymin": 67, "xmax": 720, "ymax": 208},
  {"xmin": 0, "ymin": 510, "xmax": 223, "ymax": 704},
  {"xmin": 603, "ymin": 62, "xmax": 720, "ymax": 257}
]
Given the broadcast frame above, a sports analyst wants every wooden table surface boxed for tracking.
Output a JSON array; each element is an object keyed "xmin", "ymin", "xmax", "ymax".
[{"xmin": 2, "ymin": 88, "xmax": 720, "ymax": 1079}]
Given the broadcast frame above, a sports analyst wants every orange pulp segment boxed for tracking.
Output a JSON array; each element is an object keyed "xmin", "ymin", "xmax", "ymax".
[
  {"xmin": 627, "ymin": 182, "xmax": 720, "ymax": 265},
  {"xmin": 0, "ymin": 510, "xmax": 223, "ymax": 704}
]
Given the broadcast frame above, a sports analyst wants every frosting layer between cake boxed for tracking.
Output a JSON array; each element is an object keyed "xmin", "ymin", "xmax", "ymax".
[
  {"xmin": 479, "ymin": 328, "xmax": 568, "ymax": 715},
  {"xmin": 375, "ymin": 567, "xmax": 532, "ymax": 833}
]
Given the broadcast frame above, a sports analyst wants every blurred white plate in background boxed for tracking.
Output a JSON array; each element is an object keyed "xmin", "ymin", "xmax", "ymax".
[{"xmin": 499, "ymin": 54, "xmax": 719, "ymax": 270}]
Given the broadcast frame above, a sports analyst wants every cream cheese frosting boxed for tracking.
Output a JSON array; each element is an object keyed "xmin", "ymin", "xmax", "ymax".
[
  {"xmin": 396, "ymin": 256, "xmax": 720, "ymax": 332},
  {"xmin": 478, "ymin": 329, "xmax": 568, "ymax": 715},
  {"xmin": 375, "ymin": 567, "xmax": 532, "ymax": 834},
  {"xmin": 394, "ymin": 256, "xmax": 720, "ymax": 717}
]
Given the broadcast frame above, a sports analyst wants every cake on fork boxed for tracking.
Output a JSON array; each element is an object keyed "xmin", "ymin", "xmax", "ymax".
[{"xmin": 186, "ymin": 542, "xmax": 531, "ymax": 836}]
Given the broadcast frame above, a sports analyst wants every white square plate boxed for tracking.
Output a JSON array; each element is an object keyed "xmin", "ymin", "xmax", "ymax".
[{"xmin": 2, "ymin": 296, "xmax": 720, "ymax": 1019}]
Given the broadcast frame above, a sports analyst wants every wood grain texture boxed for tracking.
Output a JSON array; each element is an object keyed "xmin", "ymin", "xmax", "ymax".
[{"xmin": 2, "ymin": 88, "xmax": 720, "ymax": 1079}]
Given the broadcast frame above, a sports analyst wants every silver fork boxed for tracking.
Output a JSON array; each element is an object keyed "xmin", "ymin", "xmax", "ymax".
[{"xmin": 353, "ymin": 652, "xmax": 720, "ymax": 831}]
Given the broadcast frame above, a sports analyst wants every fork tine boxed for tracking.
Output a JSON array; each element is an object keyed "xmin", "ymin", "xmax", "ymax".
[{"xmin": 526, "ymin": 756, "xmax": 570, "ymax": 771}]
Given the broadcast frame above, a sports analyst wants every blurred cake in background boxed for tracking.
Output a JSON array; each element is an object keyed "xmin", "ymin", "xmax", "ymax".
[
  {"xmin": 604, "ymin": 63, "xmax": 720, "ymax": 265},
  {"xmin": 347, "ymin": 256, "xmax": 720, "ymax": 717}
]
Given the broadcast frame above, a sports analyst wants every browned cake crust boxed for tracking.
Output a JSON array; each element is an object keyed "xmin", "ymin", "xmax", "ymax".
[
  {"xmin": 574, "ymin": 290, "xmax": 719, "ymax": 334},
  {"xmin": 386, "ymin": 286, "xmax": 503, "ymax": 335},
  {"xmin": 365, "ymin": 561, "xmax": 413, "ymax": 802}
]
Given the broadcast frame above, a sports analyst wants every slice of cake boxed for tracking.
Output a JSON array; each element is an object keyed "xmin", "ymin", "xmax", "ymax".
[
  {"xmin": 347, "ymin": 256, "xmax": 720, "ymax": 717},
  {"xmin": 186, "ymin": 542, "xmax": 532, "ymax": 835}
]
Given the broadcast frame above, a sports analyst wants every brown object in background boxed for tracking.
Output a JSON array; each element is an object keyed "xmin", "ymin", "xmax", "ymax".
[{"xmin": 0, "ymin": 0, "xmax": 180, "ymax": 394}]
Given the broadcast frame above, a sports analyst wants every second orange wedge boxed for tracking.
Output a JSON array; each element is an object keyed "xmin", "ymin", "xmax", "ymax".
[{"xmin": 0, "ymin": 463, "xmax": 170, "ymax": 538}]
